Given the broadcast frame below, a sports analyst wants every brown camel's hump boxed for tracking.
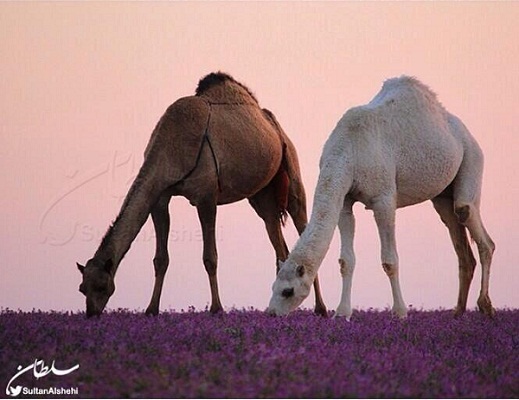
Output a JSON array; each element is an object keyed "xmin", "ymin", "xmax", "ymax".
[{"xmin": 195, "ymin": 72, "xmax": 259, "ymax": 105}]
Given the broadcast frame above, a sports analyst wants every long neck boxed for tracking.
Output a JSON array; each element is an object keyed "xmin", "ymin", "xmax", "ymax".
[
  {"xmin": 292, "ymin": 155, "xmax": 352, "ymax": 276},
  {"xmin": 95, "ymin": 162, "xmax": 163, "ymax": 270}
]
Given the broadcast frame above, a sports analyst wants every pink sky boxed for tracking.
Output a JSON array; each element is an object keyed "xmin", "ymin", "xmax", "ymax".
[{"xmin": 1, "ymin": 2, "xmax": 518, "ymax": 313}]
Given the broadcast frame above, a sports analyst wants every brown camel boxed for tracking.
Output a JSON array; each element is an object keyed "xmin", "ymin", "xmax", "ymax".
[{"xmin": 77, "ymin": 72, "xmax": 327, "ymax": 317}]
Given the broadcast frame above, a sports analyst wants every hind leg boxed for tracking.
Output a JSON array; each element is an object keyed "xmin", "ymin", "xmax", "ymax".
[
  {"xmin": 452, "ymin": 151, "xmax": 496, "ymax": 317},
  {"xmin": 249, "ymin": 187, "xmax": 290, "ymax": 270},
  {"xmin": 454, "ymin": 202, "xmax": 495, "ymax": 316},
  {"xmin": 432, "ymin": 195, "xmax": 477, "ymax": 317},
  {"xmin": 286, "ymin": 179, "xmax": 327, "ymax": 316}
]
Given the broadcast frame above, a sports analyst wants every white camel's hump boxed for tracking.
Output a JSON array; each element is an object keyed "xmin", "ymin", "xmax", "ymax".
[
  {"xmin": 337, "ymin": 76, "xmax": 450, "ymax": 140},
  {"xmin": 369, "ymin": 75, "xmax": 443, "ymax": 109}
]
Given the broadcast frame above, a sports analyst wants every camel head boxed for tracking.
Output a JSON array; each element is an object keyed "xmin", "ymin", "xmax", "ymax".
[
  {"xmin": 77, "ymin": 258, "xmax": 115, "ymax": 317},
  {"xmin": 267, "ymin": 260, "xmax": 313, "ymax": 316}
]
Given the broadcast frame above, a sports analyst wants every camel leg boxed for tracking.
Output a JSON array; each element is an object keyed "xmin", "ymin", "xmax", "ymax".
[
  {"xmin": 286, "ymin": 183, "xmax": 328, "ymax": 316},
  {"xmin": 452, "ymin": 150, "xmax": 496, "ymax": 317},
  {"xmin": 372, "ymin": 198, "xmax": 407, "ymax": 318},
  {"xmin": 310, "ymin": 270, "xmax": 327, "ymax": 316},
  {"xmin": 197, "ymin": 199, "xmax": 223, "ymax": 314},
  {"xmin": 249, "ymin": 191, "xmax": 290, "ymax": 271},
  {"xmin": 431, "ymin": 196, "xmax": 477, "ymax": 317},
  {"xmin": 145, "ymin": 194, "xmax": 171, "ymax": 316},
  {"xmin": 334, "ymin": 199, "xmax": 356, "ymax": 320},
  {"xmin": 454, "ymin": 202, "xmax": 495, "ymax": 317}
]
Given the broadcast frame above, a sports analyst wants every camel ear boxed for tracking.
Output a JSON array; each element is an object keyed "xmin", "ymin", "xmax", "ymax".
[
  {"xmin": 296, "ymin": 265, "xmax": 305, "ymax": 277},
  {"xmin": 77, "ymin": 263, "xmax": 85, "ymax": 274},
  {"xmin": 104, "ymin": 259, "xmax": 113, "ymax": 274}
]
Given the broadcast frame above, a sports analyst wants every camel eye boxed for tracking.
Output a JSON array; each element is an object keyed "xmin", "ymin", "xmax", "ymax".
[{"xmin": 282, "ymin": 288, "xmax": 294, "ymax": 298}]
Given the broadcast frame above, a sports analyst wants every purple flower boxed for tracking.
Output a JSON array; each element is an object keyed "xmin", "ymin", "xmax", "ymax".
[{"xmin": 0, "ymin": 308, "xmax": 517, "ymax": 398}]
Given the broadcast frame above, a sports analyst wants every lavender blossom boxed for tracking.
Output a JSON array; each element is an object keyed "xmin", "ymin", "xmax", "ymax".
[{"xmin": 1, "ymin": 309, "xmax": 517, "ymax": 398}]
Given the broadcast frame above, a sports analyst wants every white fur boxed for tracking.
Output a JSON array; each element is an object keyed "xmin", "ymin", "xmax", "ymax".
[{"xmin": 268, "ymin": 76, "xmax": 495, "ymax": 318}]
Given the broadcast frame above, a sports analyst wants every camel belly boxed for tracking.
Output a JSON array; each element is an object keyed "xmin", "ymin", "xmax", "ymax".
[
  {"xmin": 216, "ymin": 142, "xmax": 282, "ymax": 204},
  {"xmin": 394, "ymin": 135, "xmax": 463, "ymax": 208},
  {"xmin": 352, "ymin": 129, "xmax": 464, "ymax": 209}
]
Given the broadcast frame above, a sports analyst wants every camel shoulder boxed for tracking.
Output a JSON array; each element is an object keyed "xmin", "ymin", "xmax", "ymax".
[
  {"xmin": 162, "ymin": 96, "xmax": 210, "ymax": 123},
  {"xmin": 144, "ymin": 96, "xmax": 209, "ymax": 158}
]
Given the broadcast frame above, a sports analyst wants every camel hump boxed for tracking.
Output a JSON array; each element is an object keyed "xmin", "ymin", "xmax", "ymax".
[
  {"xmin": 370, "ymin": 75, "xmax": 446, "ymax": 114},
  {"xmin": 381, "ymin": 75, "xmax": 440, "ymax": 101},
  {"xmin": 195, "ymin": 71, "xmax": 258, "ymax": 105}
]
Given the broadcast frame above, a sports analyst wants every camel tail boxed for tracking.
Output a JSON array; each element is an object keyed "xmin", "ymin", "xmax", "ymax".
[{"xmin": 273, "ymin": 143, "xmax": 290, "ymax": 227}]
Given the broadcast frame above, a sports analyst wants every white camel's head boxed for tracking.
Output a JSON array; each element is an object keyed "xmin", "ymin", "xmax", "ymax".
[{"xmin": 267, "ymin": 260, "xmax": 313, "ymax": 316}]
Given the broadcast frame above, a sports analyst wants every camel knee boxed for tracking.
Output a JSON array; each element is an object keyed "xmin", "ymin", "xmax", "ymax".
[
  {"xmin": 455, "ymin": 203, "xmax": 495, "ymax": 258},
  {"xmin": 454, "ymin": 205, "xmax": 471, "ymax": 224},
  {"xmin": 473, "ymin": 232, "xmax": 495, "ymax": 265},
  {"xmin": 478, "ymin": 240, "xmax": 495, "ymax": 266},
  {"xmin": 484, "ymin": 236, "xmax": 496, "ymax": 256},
  {"xmin": 339, "ymin": 258, "xmax": 354, "ymax": 277},
  {"xmin": 203, "ymin": 257, "xmax": 218, "ymax": 277},
  {"xmin": 382, "ymin": 263, "xmax": 398, "ymax": 278},
  {"xmin": 153, "ymin": 256, "xmax": 169, "ymax": 277}
]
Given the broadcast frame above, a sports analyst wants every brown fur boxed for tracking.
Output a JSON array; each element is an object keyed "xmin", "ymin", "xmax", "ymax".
[
  {"xmin": 272, "ymin": 144, "xmax": 290, "ymax": 225},
  {"xmin": 274, "ymin": 169, "xmax": 290, "ymax": 220},
  {"xmin": 195, "ymin": 71, "xmax": 258, "ymax": 104},
  {"xmin": 196, "ymin": 71, "xmax": 258, "ymax": 103},
  {"xmin": 78, "ymin": 72, "xmax": 327, "ymax": 317}
]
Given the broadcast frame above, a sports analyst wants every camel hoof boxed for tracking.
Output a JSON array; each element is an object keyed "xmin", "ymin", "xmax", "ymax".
[
  {"xmin": 392, "ymin": 308, "xmax": 408, "ymax": 319},
  {"xmin": 453, "ymin": 307, "xmax": 466, "ymax": 318},
  {"xmin": 314, "ymin": 305, "xmax": 328, "ymax": 317},
  {"xmin": 145, "ymin": 306, "xmax": 159, "ymax": 316},
  {"xmin": 332, "ymin": 312, "xmax": 351, "ymax": 322},
  {"xmin": 477, "ymin": 296, "xmax": 496, "ymax": 318},
  {"xmin": 333, "ymin": 305, "xmax": 352, "ymax": 321},
  {"xmin": 209, "ymin": 304, "xmax": 224, "ymax": 314}
]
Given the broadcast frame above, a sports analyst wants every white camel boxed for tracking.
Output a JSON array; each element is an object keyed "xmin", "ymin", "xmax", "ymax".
[{"xmin": 267, "ymin": 76, "xmax": 495, "ymax": 319}]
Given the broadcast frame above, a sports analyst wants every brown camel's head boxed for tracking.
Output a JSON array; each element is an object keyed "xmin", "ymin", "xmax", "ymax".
[
  {"xmin": 267, "ymin": 260, "xmax": 312, "ymax": 316},
  {"xmin": 77, "ymin": 258, "xmax": 115, "ymax": 317}
]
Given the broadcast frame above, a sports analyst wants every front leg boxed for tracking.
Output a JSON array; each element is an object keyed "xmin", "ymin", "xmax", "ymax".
[
  {"xmin": 287, "ymin": 190, "xmax": 327, "ymax": 317},
  {"xmin": 145, "ymin": 195, "xmax": 171, "ymax": 316},
  {"xmin": 334, "ymin": 199, "xmax": 356, "ymax": 320},
  {"xmin": 373, "ymin": 197, "xmax": 407, "ymax": 318},
  {"xmin": 197, "ymin": 199, "xmax": 223, "ymax": 314}
]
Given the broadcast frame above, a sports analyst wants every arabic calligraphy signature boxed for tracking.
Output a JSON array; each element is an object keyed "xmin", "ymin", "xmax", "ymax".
[{"xmin": 5, "ymin": 359, "xmax": 79, "ymax": 397}]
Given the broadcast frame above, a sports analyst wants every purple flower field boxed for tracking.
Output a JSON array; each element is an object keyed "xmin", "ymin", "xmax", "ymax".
[{"xmin": 1, "ymin": 308, "xmax": 517, "ymax": 398}]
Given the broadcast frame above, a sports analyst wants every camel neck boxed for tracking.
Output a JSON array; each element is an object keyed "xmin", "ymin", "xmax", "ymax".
[
  {"xmin": 293, "ymin": 160, "xmax": 352, "ymax": 274},
  {"xmin": 96, "ymin": 164, "xmax": 162, "ymax": 269}
]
